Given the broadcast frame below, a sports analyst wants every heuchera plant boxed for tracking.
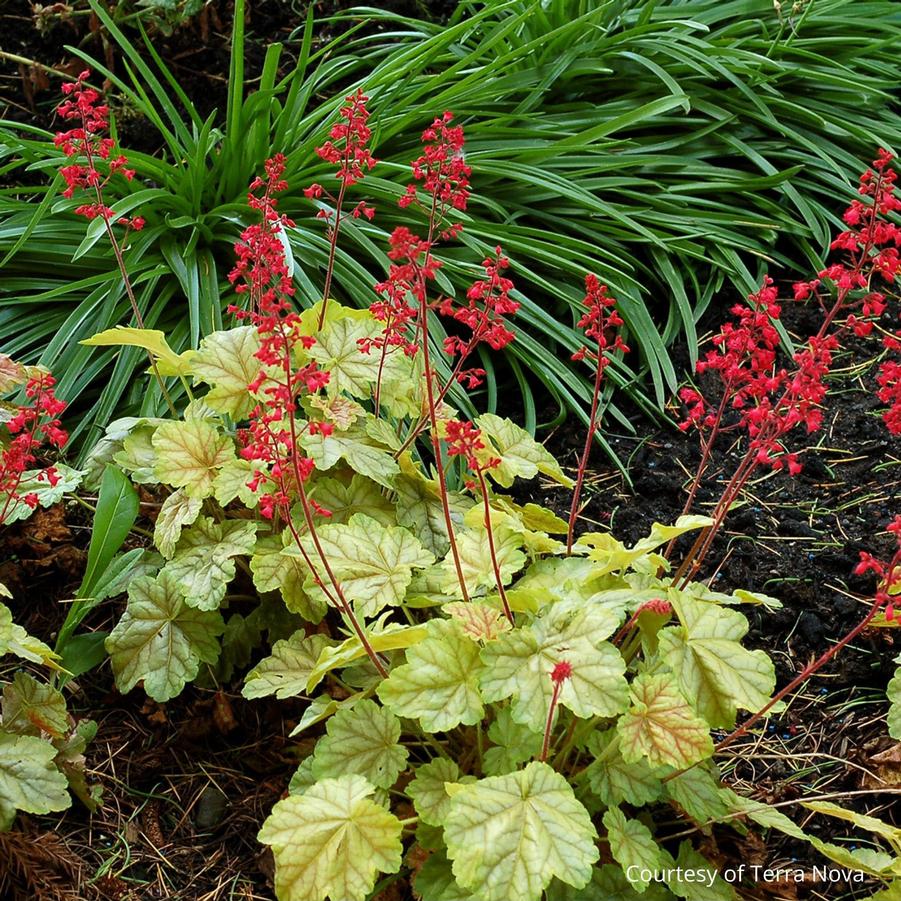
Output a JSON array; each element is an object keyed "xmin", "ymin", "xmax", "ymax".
[{"xmin": 52, "ymin": 71, "xmax": 901, "ymax": 900}]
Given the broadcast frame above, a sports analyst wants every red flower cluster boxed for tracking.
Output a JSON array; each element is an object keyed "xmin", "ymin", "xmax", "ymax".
[
  {"xmin": 229, "ymin": 157, "xmax": 328, "ymax": 520},
  {"xmin": 54, "ymin": 70, "xmax": 143, "ymax": 230},
  {"xmin": 436, "ymin": 248, "xmax": 519, "ymax": 388},
  {"xmin": 1, "ymin": 370, "xmax": 67, "ymax": 523},
  {"xmin": 854, "ymin": 516, "xmax": 901, "ymax": 620},
  {"xmin": 445, "ymin": 420, "xmax": 498, "ymax": 474},
  {"xmin": 878, "ymin": 357, "xmax": 901, "ymax": 435},
  {"xmin": 550, "ymin": 660, "xmax": 573, "ymax": 686},
  {"xmin": 571, "ymin": 275, "xmax": 629, "ymax": 365},
  {"xmin": 399, "ymin": 112, "xmax": 471, "ymax": 219},
  {"xmin": 307, "ymin": 89, "xmax": 376, "ymax": 193}
]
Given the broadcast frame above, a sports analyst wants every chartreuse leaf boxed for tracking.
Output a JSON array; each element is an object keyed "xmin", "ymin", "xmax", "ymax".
[
  {"xmin": 480, "ymin": 604, "xmax": 627, "ymax": 732},
  {"xmin": 311, "ymin": 699, "xmax": 408, "ymax": 789},
  {"xmin": 668, "ymin": 843, "xmax": 736, "ymax": 900},
  {"xmin": 1, "ymin": 672, "xmax": 68, "ymax": 738},
  {"xmin": 308, "ymin": 317, "xmax": 383, "ymax": 398},
  {"xmin": 0, "ymin": 603, "xmax": 12, "ymax": 651},
  {"xmin": 0, "ymin": 733, "xmax": 71, "ymax": 830},
  {"xmin": 0, "ymin": 604, "xmax": 58, "ymax": 667},
  {"xmin": 1, "ymin": 465, "xmax": 84, "ymax": 524},
  {"xmin": 291, "ymin": 513, "xmax": 434, "ymax": 617},
  {"xmin": 242, "ymin": 632, "xmax": 333, "ymax": 700},
  {"xmin": 592, "ymin": 864, "xmax": 674, "ymax": 900},
  {"xmin": 191, "ymin": 326, "xmax": 261, "ymax": 419},
  {"xmin": 213, "ymin": 457, "xmax": 259, "ymax": 508},
  {"xmin": 444, "ymin": 762, "xmax": 598, "ymax": 901},
  {"xmin": 585, "ymin": 730, "xmax": 664, "ymax": 807},
  {"xmin": 476, "ymin": 413, "xmax": 573, "ymax": 488},
  {"xmin": 888, "ymin": 660, "xmax": 901, "ymax": 740},
  {"xmin": 162, "ymin": 517, "xmax": 257, "ymax": 611},
  {"xmin": 618, "ymin": 673, "xmax": 713, "ymax": 770},
  {"xmin": 154, "ymin": 489, "xmax": 202, "ymax": 559},
  {"xmin": 407, "ymin": 758, "xmax": 475, "ymax": 827},
  {"xmin": 300, "ymin": 428, "xmax": 399, "ymax": 489},
  {"xmin": 306, "ymin": 622, "xmax": 429, "ymax": 691},
  {"xmin": 250, "ymin": 533, "xmax": 326, "ymax": 622},
  {"xmin": 659, "ymin": 593, "xmax": 775, "ymax": 729},
  {"xmin": 443, "ymin": 521, "xmax": 526, "ymax": 597},
  {"xmin": 378, "ymin": 618, "xmax": 484, "ymax": 731},
  {"xmin": 443, "ymin": 601, "xmax": 511, "ymax": 642},
  {"xmin": 105, "ymin": 571, "xmax": 224, "ymax": 702},
  {"xmin": 664, "ymin": 766, "xmax": 730, "ymax": 828},
  {"xmin": 258, "ymin": 774, "xmax": 403, "ymax": 901},
  {"xmin": 80, "ymin": 326, "xmax": 196, "ymax": 376},
  {"xmin": 603, "ymin": 807, "xmax": 665, "ymax": 893},
  {"xmin": 414, "ymin": 848, "xmax": 477, "ymax": 901},
  {"xmin": 152, "ymin": 420, "xmax": 235, "ymax": 498},
  {"xmin": 309, "ymin": 473, "xmax": 395, "ymax": 525},
  {"xmin": 483, "ymin": 706, "xmax": 542, "ymax": 776}
]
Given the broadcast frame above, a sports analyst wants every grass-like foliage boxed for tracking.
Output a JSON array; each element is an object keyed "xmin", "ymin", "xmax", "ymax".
[{"xmin": 2, "ymin": 0, "xmax": 901, "ymax": 452}]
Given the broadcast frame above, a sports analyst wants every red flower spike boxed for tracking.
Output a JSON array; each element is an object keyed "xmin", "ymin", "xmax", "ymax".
[{"xmin": 550, "ymin": 661, "xmax": 573, "ymax": 685}]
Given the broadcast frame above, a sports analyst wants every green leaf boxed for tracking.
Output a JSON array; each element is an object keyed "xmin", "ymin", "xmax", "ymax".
[
  {"xmin": 476, "ymin": 413, "xmax": 573, "ymax": 488},
  {"xmin": 301, "ymin": 430, "xmax": 400, "ymax": 489},
  {"xmin": 250, "ymin": 533, "xmax": 326, "ymax": 622},
  {"xmin": 664, "ymin": 766, "xmax": 730, "ymax": 828},
  {"xmin": 0, "ymin": 465, "xmax": 84, "ymax": 524},
  {"xmin": 311, "ymin": 699, "xmax": 408, "ymax": 789},
  {"xmin": 378, "ymin": 618, "xmax": 484, "ymax": 732},
  {"xmin": 161, "ymin": 516, "xmax": 257, "ymax": 610},
  {"xmin": 480, "ymin": 605, "xmax": 627, "ymax": 732},
  {"xmin": 0, "ymin": 732, "xmax": 71, "ymax": 830},
  {"xmin": 212, "ymin": 457, "xmax": 259, "ymax": 508},
  {"xmin": 152, "ymin": 420, "xmax": 235, "ymax": 498},
  {"xmin": 444, "ymin": 761, "xmax": 598, "ymax": 901},
  {"xmin": 667, "ymin": 843, "xmax": 736, "ymax": 900},
  {"xmin": 414, "ymin": 848, "xmax": 477, "ymax": 901},
  {"xmin": 79, "ymin": 465, "xmax": 139, "ymax": 597},
  {"xmin": 603, "ymin": 807, "xmax": 664, "ymax": 893},
  {"xmin": 242, "ymin": 632, "xmax": 333, "ymax": 700},
  {"xmin": 888, "ymin": 666, "xmax": 901, "ymax": 740},
  {"xmin": 585, "ymin": 730, "xmax": 664, "ymax": 808},
  {"xmin": 258, "ymin": 774, "xmax": 403, "ymax": 901},
  {"xmin": 153, "ymin": 488, "xmax": 202, "ymax": 559},
  {"xmin": 105, "ymin": 570, "xmax": 224, "ymax": 702},
  {"xmin": 483, "ymin": 706, "xmax": 542, "ymax": 776},
  {"xmin": 395, "ymin": 466, "xmax": 474, "ymax": 557},
  {"xmin": 309, "ymin": 474, "xmax": 395, "ymax": 526},
  {"xmin": 443, "ymin": 601, "xmax": 511, "ymax": 642},
  {"xmin": 80, "ymin": 326, "xmax": 196, "ymax": 376},
  {"xmin": 0, "ymin": 606, "xmax": 58, "ymax": 667},
  {"xmin": 658, "ymin": 594, "xmax": 775, "ymax": 729},
  {"xmin": 308, "ymin": 317, "xmax": 383, "ymax": 398},
  {"xmin": 191, "ymin": 326, "xmax": 261, "ymax": 419},
  {"xmin": 1, "ymin": 672, "xmax": 68, "ymax": 738},
  {"xmin": 618, "ymin": 673, "xmax": 713, "ymax": 770},
  {"xmin": 290, "ymin": 513, "xmax": 434, "ymax": 617},
  {"xmin": 407, "ymin": 758, "xmax": 474, "ymax": 827},
  {"xmin": 442, "ymin": 521, "xmax": 526, "ymax": 598}
]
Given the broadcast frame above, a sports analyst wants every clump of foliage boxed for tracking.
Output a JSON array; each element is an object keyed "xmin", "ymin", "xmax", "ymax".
[{"xmin": 19, "ymin": 75, "xmax": 894, "ymax": 899}]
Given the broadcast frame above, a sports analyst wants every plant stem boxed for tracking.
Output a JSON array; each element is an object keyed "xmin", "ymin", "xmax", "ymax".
[
  {"xmin": 539, "ymin": 679, "xmax": 564, "ymax": 763},
  {"xmin": 477, "ymin": 470, "xmax": 514, "ymax": 624}
]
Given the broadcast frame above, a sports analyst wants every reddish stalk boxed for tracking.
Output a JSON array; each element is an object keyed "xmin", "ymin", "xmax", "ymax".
[
  {"xmin": 540, "ymin": 662, "xmax": 572, "ymax": 763},
  {"xmin": 476, "ymin": 469, "xmax": 514, "ymax": 625}
]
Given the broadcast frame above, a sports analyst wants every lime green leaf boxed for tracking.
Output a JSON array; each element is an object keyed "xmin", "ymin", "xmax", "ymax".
[
  {"xmin": 667, "ymin": 843, "xmax": 736, "ymax": 900},
  {"xmin": 309, "ymin": 318, "xmax": 383, "ymax": 398},
  {"xmin": 1, "ymin": 672, "xmax": 68, "ymax": 738},
  {"xmin": 0, "ymin": 732, "xmax": 71, "ymax": 830},
  {"xmin": 290, "ymin": 693, "xmax": 361, "ymax": 737},
  {"xmin": 308, "ymin": 393, "xmax": 366, "ymax": 430},
  {"xmin": 162, "ymin": 517, "xmax": 257, "ymax": 611},
  {"xmin": 414, "ymin": 848, "xmax": 477, "ymax": 901},
  {"xmin": 0, "ymin": 465, "xmax": 84, "ymax": 524},
  {"xmin": 407, "ymin": 758, "xmax": 475, "ymax": 827},
  {"xmin": 288, "ymin": 756, "xmax": 317, "ymax": 796},
  {"xmin": 152, "ymin": 420, "xmax": 235, "ymax": 498},
  {"xmin": 250, "ymin": 533, "xmax": 326, "ymax": 622},
  {"xmin": 664, "ymin": 766, "xmax": 730, "ymax": 827},
  {"xmin": 105, "ymin": 571, "xmax": 224, "ymax": 702},
  {"xmin": 243, "ymin": 632, "xmax": 333, "ymax": 700},
  {"xmin": 113, "ymin": 424, "xmax": 160, "ymax": 484},
  {"xmin": 888, "ymin": 666, "xmax": 901, "ymax": 740},
  {"xmin": 585, "ymin": 730, "xmax": 664, "ymax": 807},
  {"xmin": 0, "ymin": 603, "xmax": 11, "ymax": 653},
  {"xmin": 506, "ymin": 557, "xmax": 606, "ymax": 615},
  {"xmin": 476, "ymin": 413, "xmax": 573, "ymax": 488},
  {"xmin": 291, "ymin": 513, "xmax": 434, "ymax": 617},
  {"xmin": 212, "ymin": 457, "xmax": 259, "ymax": 508},
  {"xmin": 659, "ymin": 594, "xmax": 775, "ymax": 729},
  {"xmin": 258, "ymin": 774, "xmax": 403, "ymax": 901},
  {"xmin": 301, "ymin": 429, "xmax": 399, "ymax": 489},
  {"xmin": 310, "ymin": 474, "xmax": 395, "ymax": 526},
  {"xmin": 480, "ymin": 605, "xmax": 628, "ymax": 732},
  {"xmin": 395, "ymin": 466, "xmax": 474, "ymax": 557},
  {"xmin": 378, "ymin": 618, "xmax": 484, "ymax": 731},
  {"xmin": 154, "ymin": 489, "xmax": 202, "ymax": 559},
  {"xmin": 593, "ymin": 865, "xmax": 675, "ymax": 900},
  {"xmin": 0, "ymin": 605, "xmax": 58, "ymax": 667},
  {"xmin": 443, "ymin": 601, "xmax": 511, "ymax": 642},
  {"xmin": 483, "ymin": 707, "xmax": 542, "ymax": 776},
  {"xmin": 603, "ymin": 807, "xmax": 664, "ymax": 892},
  {"xmin": 306, "ymin": 621, "xmax": 429, "ymax": 691},
  {"xmin": 444, "ymin": 761, "xmax": 598, "ymax": 901},
  {"xmin": 442, "ymin": 521, "xmax": 526, "ymax": 597},
  {"xmin": 618, "ymin": 673, "xmax": 713, "ymax": 769},
  {"xmin": 191, "ymin": 326, "xmax": 261, "ymax": 419},
  {"xmin": 311, "ymin": 699, "xmax": 408, "ymax": 789},
  {"xmin": 80, "ymin": 326, "xmax": 196, "ymax": 376}
]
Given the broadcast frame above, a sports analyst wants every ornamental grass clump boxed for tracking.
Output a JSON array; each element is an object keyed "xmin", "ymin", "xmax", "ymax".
[{"xmin": 48, "ymin": 68, "xmax": 901, "ymax": 899}]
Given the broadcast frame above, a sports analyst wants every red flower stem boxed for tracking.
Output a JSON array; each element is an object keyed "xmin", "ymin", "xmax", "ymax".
[
  {"xmin": 566, "ymin": 342, "xmax": 605, "ymax": 553},
  {"xmin": 372, "ymin": 310, "xmax": 394, "ymax": 418},
  {"xmin": 317, "ymin": 137, "xmax": 355, "ymax": 329},
  {"xmin": 476, "ymin": 469, "xmax": 514, "ymax": 624},
  {"xmin": 540, "ymin": 679, "xmax": 564, "ymax": 763},
  {"xmin": 417, "ymin": 196, "xmax": 469, "ymax": 601}
]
